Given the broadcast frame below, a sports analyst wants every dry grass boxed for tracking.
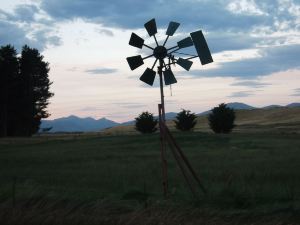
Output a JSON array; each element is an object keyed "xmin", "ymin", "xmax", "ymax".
[
  {"xmin": 102, "ymin": 107, "xmax": 300, "ymax": 135},
  {"xmin": 0, "ymin": 199, "xmax": 299, "ymax": 225},
  {"xmin": 101, "ymin": 125, "xmax": 138, "ymax": 136}
]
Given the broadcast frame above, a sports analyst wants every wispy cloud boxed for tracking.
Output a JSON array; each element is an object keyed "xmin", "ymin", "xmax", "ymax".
[
  {"xmin": 186, "ymin": 44, "xmax": 300, "ymax": 79},
  {"xmin": 96, "ymin": 28, "xmax": 114, "ymax": 36},
  {"xmin": 79, "ymin": 106, "xmax": 102, "ymax": 112},
  {"xmin": 85, "ymin": 68, "xmax": 118, "ymax": 74},
  {"xmin": 113, "ymin": 102, "xmax": 147, "ymax": 109},
  {"xmin": 291, "ymin": 88, "xmax": 300, "ymax": 96},
  {"xmin": 231, "ymin": 80, "xmax": 271, "ymax": 88},
  {"xmin": 228, "ymin": 90, "xmax": 255, "ymax": 97},
  {"xmin": 67, "ymin": 67, "xmax": 78, "ymax": 72}
]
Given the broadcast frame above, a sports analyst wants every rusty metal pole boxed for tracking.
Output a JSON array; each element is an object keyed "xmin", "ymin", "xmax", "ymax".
[
  {"xmin": 158, "ymin": 104, "xmax": 168, "ymax": 197},
  {"xmin": 158, "ymin": 60, "xmax": 168, "ymax": 198},
  {"xmin": 158, "ymin": 60, "xmax": 166, "ymax": 122}
]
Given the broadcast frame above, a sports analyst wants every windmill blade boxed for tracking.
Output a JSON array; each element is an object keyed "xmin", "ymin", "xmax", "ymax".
[
  {"xmin": 177, "ymin": 37, "xmax": 194, "ymax": 49},
  {"xmin": 140, "ymin": 68, "xmax": 156, "ymax": 86},
  {"xmin": 190, "ymin": 30, "xmax": 213, "ymax": 65},
  {"xmin": 129, "ymin": 33, "xmax": 144, "ymax": 49},
  {"xmin": 144, "ymin": 18, "xmax": 157, "ymax": 37},
  {"xmin": 126, "ymin": 55, "xmax": 144, "ymax": 70},
  {"xmin": 176, "ymin": 58, "xmax": 193, "ymax": 71},
  {"xmin": 163, "ymin": 69, "xmax": 177, "ymax": 85},
  {"xmin": 166, "ymin": 21, "xmax": 180, "ymax": 36}
]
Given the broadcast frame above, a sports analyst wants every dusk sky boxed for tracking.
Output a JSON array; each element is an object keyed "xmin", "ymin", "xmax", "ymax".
[{"xmin": 0, "ymin": 0, "xmax": 299, "ymax": 122}]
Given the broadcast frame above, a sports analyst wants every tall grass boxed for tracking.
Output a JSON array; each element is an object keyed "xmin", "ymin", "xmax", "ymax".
[{"xmin": 0, "ymin": 132, "xmax": 300, "ymax": 224}]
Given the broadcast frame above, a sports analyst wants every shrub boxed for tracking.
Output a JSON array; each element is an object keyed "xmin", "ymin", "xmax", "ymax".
[
  {"xmin": 208, "ymin": 103, "xmax": 236, "ymax": 133},
  {"xmin": 174, "ymin": 109, "xmax": 197, "ymax": 131},
  {"xmin": 135, "ymin": 111, "xmax": 158, "ymax": 134}
]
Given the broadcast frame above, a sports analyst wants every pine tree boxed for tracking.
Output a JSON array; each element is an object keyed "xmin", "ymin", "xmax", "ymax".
[
  {"xmin": 0, "ymin": 45, "xmax": 19, "ymax": 137},
  {"xmin": 208, "ymin": 103, "xmax": 236, "ymax": 133},
  {"xmin": 135, "ymin": 112, "xmax": 158, "ymax": 134},
  {"xmin": 19, "ymin": 45, "xmax": 54, "ymax": 136},
  {"xmin": 0, "ymin": 44, "xmax": 53, "ymax": 137},
  {"xmin": 174, "ymin": 109, "xmax": 197, "ymax": 131}
]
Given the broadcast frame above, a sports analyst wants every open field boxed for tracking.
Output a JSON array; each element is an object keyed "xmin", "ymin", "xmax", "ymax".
[{"xmin": 0, "ymin": 130, "xmax": 300, "ymax": 224}]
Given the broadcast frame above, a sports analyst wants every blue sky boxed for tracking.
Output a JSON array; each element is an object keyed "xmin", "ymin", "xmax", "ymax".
[{"xmin": 0, "ymin": 0, "xmax": 299, "ymax": 121}]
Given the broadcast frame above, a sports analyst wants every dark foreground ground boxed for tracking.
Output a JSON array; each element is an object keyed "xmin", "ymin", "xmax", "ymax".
[{"xmin": 0, "ymin": 132, "xmax": 299, "ymax": 224}]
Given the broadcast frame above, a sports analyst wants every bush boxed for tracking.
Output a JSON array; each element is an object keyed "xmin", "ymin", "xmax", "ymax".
[
  {"xmin": 208, "ymin": 103, "xmax": 236, "ymax": 133},
  {"xmin": 135, "ymin": 111, "xmax": 158, "ymax": 134},
  {"xmin": 174, "ymin": 109, "xmax": 197, "ymax": 131}
]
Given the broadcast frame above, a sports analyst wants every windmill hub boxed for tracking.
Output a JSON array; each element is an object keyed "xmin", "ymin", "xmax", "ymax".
[{"xmin": 153, "ymin": 46, "xmax": 167, "ymax": 60}]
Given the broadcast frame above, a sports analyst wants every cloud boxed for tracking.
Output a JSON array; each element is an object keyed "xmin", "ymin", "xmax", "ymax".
[
  {"xmin": 85, "ymin": 68, "xmax": 118, "ymax": 74},
  {"xmin": 67, "ymin": 67, "xmax": 78, "ymax": 72},
  {"xmin": 227, "ymin": 0, "xmax": 267, "ymax": 16},
  {"xmin": 1, "ymin": 0, "xmax": 299, "ymax": 78},
  {"xmin": 29, "ymin": 29, "xmax": 62, "ymax": 50},
  {"xmin": 0, "ymin": 4, "xmax": 61, "ymax": 51},
  {"xmin": 140, "ymin": 31, "xmax": 261, "ymax": 55},
  {"xmin": 113, "ymin": 102, "xmax": 147, "ymax": 109},
  {"xmin": 0, "ymin": 20, "xmax": 31, "ymax": 50},
  {"xmin": 291, "ymin": 88, "xmax": 300, "ymax": 96},
  {"xmin": 12, "ymin": 4, "xmax": 39, "ymax": 22},
  {"xmin": 79, "ymin": 106, "xmax": 104, "ymax": 111},
  {"xmin": 228, "ymin": 90, "xmax": 255, "ymax": 97},
  {"xmin": 40, "ymin": 0, "xmax": 271, "ymax": 31},
  {"xmin": 208, "ymin": 33, "xmax": 260, "ymax": 53},
  {"xmin": 185, "ymin": 44, "xmax": 300, "ymax": 79},
  {"xmin": 2, "ymin": 0, "xmax": 299, "ymax": 56},
  {"xmin": 231, "ymin": 80, "xmax": 271, "ymax": 88},
  {"xmin": 96, "ymin": 28, "xmax": 114, "ymax": 36}
]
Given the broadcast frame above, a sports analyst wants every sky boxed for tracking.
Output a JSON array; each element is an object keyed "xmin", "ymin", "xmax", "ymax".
[{"xmin": 0, "ymin": 0, "xmax": 299, "ymax": 122}]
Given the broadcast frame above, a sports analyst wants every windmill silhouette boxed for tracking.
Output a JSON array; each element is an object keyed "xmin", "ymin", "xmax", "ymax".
[{"xmin": 126, "ymin": 18, "xmax": 213, "ymax": 198}]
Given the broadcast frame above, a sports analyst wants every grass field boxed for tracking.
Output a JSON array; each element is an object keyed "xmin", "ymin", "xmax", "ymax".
[{"xmin": 0, "ymin": 130, "xmax": 300, "ymax": 224}]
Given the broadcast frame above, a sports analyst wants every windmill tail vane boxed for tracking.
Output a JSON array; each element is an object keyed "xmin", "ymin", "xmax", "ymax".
[{"xmin": 126, "ymin": 18, "xmax": 213, "ymax": 86}]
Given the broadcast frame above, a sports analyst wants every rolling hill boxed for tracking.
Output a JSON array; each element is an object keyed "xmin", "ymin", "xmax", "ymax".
[
  {"xmin": 40, "ymin": 102, "xmax": 300, "ymax": 133},
  {"xmin": 102, "ymin": 106, "xmax": 300, "ymax": 135}
]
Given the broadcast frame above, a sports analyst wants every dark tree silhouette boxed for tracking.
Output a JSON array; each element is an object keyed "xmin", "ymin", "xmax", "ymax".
[
  {"xmin": 174, "ymin": 109, "xmax": 197, "ymax": 131},
  {"xmin": 19, "ymin": 45, "xmax": 54, "ymax": 136},
  {"xmin": 0, "ymin": 45, "xmax": 19, "ymax": 137},
  {"xmin": 208, "ymin": 103, "xmax": 236, "ymax": 133},
  {"xmin": 0, "ymin": 44, "xmax": 53, "ymax": 137},
  {"xmin": 135, "ymin": 111, "xmax": 158, "ymax": 134}
]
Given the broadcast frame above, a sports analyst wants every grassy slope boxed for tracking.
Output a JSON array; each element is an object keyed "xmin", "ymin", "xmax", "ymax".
[{"xmin": 103, "ymin": 107, "xmax": 300, "ymax": 135}]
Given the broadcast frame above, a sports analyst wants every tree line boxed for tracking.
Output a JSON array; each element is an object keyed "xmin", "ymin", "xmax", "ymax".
[
  {"xmin": 0, "ymin": 45, "xmax": 53, "ymax": 137},
  {"xmin": 135, "ymin": 103, "xmax": 236, "ymax": 134}
]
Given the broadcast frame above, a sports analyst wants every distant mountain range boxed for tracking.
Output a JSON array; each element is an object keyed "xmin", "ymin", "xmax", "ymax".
[
  {"xmin": 285, "ymin": 103, "xmax": 300, "ymax": 108},
  {"xmin": 40, "ymin": 102, "xmax": 300, "ymax": 133},
  {"xmin": 41, "ymin": 116, "xmax": 119, "ymax": 132}
]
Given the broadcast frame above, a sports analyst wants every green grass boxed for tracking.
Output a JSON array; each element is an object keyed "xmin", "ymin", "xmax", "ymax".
[{"xmin": 0, "ymin": 132, "xmax": 300, "ymax": 224}]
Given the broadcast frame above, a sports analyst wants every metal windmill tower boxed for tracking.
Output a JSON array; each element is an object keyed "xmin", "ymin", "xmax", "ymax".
[{"xmin": 126, "ymin": 18, "xmax": 213, "ymax": 198}]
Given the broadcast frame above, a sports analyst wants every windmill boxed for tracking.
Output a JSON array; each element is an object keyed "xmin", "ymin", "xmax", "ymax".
[{"xmin": 126, "ymin": 18, "xmax": 213, "ymax": 198}]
